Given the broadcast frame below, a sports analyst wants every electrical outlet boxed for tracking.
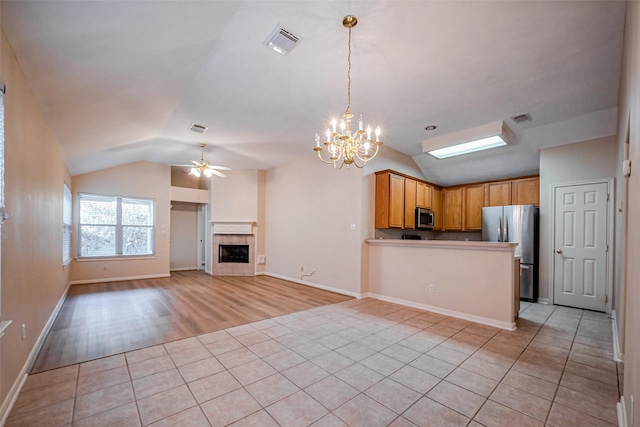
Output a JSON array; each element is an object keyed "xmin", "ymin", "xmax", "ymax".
[
  {"xmin": 429, "ymin": 284, "xmax": 435, "ymax": 293},
  {"xmin": 21, "ymin": 323, "xmax": 26, "ymax": 341},
  {"xmin": 103, "ymin": 264, "xmax": 108, "ymax": 270}
]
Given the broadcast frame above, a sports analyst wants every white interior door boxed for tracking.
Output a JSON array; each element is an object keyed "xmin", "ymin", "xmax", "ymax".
[{"xmin": 553, "ymin": 182, "xmax": 608, "ymax": 311}]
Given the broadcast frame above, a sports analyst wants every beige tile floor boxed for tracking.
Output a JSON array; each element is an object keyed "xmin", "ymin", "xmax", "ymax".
[{"xmin": 6, "ymin": 298, "xmax": 620, "ymax": 427}]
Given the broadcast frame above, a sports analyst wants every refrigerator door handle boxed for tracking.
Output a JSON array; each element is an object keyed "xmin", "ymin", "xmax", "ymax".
[
  {"xmin": 504, "ymin": 216, "xmax": 509, "ymax": 242},
  {"xmin": 520, "ymin": 264, "xmax": 531, "ymax": 270},
  {"xmin": 498, "ymin": 216, "xmax": 503, "ymax": 242}
]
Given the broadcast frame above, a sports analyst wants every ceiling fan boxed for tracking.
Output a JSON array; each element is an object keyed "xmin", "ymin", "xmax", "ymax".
[{"xmin": 176, "ymin": 143, "xmax": 230, "ymax": 178}]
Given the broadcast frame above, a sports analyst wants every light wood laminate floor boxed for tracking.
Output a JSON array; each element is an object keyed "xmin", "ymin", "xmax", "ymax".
[{"xmin": 31, "ymin": 271, "xmax": 352, "ymax": 372}]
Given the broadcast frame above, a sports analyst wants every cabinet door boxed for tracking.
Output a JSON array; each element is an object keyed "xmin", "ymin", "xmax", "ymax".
[
  {"xmin": 375, "ymin": 171, "xmax": 405, "ymax": 228},
  {"xmin": 404, "ymin": 178, "xmax": 417, "ymax": 229},
  {"xmin": 389, "ymin": 174, "xmax": 405, "ymax": 228},
  {"xmin": 432, "ymin": 188, "xmax": 443, "ymax": 230},
  {"xmin": 443, "ymin": 187, "xmax": 463, "ymax": 231},
  {"xmin": 484, "ymin": 181, "xmax": 511, "ymax": 207},
  {"xmin": 416, "ymin": 182, "xmax": 432, "ymax": 209},
  {"xmin": 463, "ymin": 184, "xmax": 484, "ymax": 230},
  {"xmin": 512, "ymin": 177, "xmax": 539, "ymax": 206}
]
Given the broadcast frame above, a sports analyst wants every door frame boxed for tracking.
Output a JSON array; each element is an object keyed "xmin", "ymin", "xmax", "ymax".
[{"xmin": 549, "ymin": 177, "xmax": 615, "ymax": 313}]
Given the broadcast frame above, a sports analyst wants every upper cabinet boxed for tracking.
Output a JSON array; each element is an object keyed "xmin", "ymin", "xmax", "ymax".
[
  {"xmin": 404, "ymin": 178, "xmax": 417, "ymax": 229},
  {"xmin": 484, "ymin": 181, "xmax": 512, "ymax": 207},
  {"xmin": 512, "ymin": 177, "xmax": 540, "ymax": 206},
  {"xmin": 463, "ymin": 184, "xmax": 484, "ymax": 230},
  {"xmin": 416, "ymin": 181, "xmax": 433, "ymax": 209},
  {"xmin": 443, "ymin": 187, "xmax": 463, "ymax": 231},
  {"xmin": 432, "ymin": 187, "xmax": 443, "ymax": 230},
  {"xmin": 374, "ymin": 169, "xmax": 539, "ymax": 231},
  {"xmin": 375, "ymin": 171, "xmax": 405, "ymax": 228}
]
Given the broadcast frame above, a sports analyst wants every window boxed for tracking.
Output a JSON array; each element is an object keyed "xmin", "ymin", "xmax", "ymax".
[
  {"xmin": 63, "ymin": 184, "xmax": 72, "ymax": 263},
  {"xmin": 78, "ymin": 193, "xmax": 155, "ymax": 257}
]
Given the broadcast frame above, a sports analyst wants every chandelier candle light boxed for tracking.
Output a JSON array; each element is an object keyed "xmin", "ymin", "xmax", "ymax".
[{"xmin": 315, "ymin": 15, "xmax": 382, "ymax": 169}]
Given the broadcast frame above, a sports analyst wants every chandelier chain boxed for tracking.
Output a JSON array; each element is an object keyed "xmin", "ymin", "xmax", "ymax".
[{"xmin": 347, "ymin": 26, "xmax": 352, "ymax": 113}]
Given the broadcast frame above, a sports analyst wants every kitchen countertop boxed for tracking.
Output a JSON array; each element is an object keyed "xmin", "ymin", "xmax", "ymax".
[{"xmin": 366, "ymin": 239, "xmax": 518, "ymax": 252}]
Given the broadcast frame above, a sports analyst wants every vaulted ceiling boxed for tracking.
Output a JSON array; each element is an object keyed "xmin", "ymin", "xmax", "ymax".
[{"xmin": 2, "ymin": 1, "xmax": 626, "ymax": 185}]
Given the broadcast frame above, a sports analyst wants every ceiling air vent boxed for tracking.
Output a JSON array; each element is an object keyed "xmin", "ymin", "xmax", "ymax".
[
  {"xmin": 189, "ymin": 123, "xmax": 208, "ymax": 133},
  {"xmin": 264, "ymin": 25, "xmax": 302, "ymax": 55},
  {"xmin": 511, "ymin": 113, "xmax": 532, "ymax": 124}
]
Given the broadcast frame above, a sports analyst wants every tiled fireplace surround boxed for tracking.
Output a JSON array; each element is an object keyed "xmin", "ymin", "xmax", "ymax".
[{"xmin": 212, "ymin": 222, "xmax": 255, "ymax": 276}]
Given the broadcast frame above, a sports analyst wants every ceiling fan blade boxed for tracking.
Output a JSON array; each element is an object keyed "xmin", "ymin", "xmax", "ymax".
[
  {"xmin": 207, "ymin": 165, "xmax": 231, "ymax": 171},
  {"xmin": 209, "ymin": 168, "xmax": 227, "ymax": 178}
]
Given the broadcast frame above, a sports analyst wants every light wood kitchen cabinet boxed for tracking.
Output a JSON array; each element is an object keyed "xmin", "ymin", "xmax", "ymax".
[
  {"xmin": 512, "ymin": 177, "xmax": 540, "ymax": 206},
  {"xmin": 375, "ymin": 171, "xmax": 405, "ymax": 228},
  {"xmin": 432, "ymin": 187, "xmax": 443, "ymax": 230},
  {"xmin": 404, "ymin": 178, "xmax": 417, "ymax": 229},
  {"xmin": 463, "ymin": 184, "xmax": 484, "ymax": 230},
  {"xmin": 416, "ymin": 182, "xmax": 433, "ymax": 209},
  {"xmin": 443, "ymin": 187, "xmax": 463, "ymax": 231},
  {"xmin": 484, "ymin": 181, "xmax": 512, "ymax": 207}
]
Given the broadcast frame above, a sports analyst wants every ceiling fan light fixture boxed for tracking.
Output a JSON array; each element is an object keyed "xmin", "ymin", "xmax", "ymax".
[{"xmin": 187, "ymin": 143, "xmax": 229, "ymax": 178}]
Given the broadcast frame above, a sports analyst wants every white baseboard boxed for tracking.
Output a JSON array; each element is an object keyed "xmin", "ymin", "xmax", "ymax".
[
  {"xmin": 69, "ymin": 273, "xmax": 170, "ymax": 285},
  {"xmin": 612, "ymin": 310, "xmax": 624, "ymax": 362},
  {"xmin": 0, "ymin": 281, "xmax": 71, "ymax": 426},
  {"xmin": 367, "ymin": 293, "xmax": 517, "ymax": 331},
  {"xmin": 169, "ymin": 267, "xmax": 197, "ymax": 272},
  {"xmin": 536, "ymin": 298, "xmax": 549, "ymax": 305},
  {"xmin": 262, "ymin": 272, "xmax": 362, "ymax": 299},
  {"xmin": 617, "ymin": 396, "xmax": 628, "ymax": 427}
]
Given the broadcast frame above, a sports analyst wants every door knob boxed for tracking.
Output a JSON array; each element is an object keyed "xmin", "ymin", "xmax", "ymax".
[{"xmin": 556, "ymin": 249, "xmax": 563, "ymax": 254}]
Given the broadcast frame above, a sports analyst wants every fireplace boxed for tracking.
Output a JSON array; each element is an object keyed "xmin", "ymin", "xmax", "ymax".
[
  {"xmin": 219, "ymin": 244, "xmax": 249, "ymax": 263},
  {"xmin": 211, "ymin": 223, "xmax": 255, "ymax": 276}
]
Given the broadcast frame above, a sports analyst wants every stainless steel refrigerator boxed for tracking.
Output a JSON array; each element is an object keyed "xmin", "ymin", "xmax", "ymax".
[{"xmin": 482, "ymin": 204, "xmax": 539, "ymax": 301}]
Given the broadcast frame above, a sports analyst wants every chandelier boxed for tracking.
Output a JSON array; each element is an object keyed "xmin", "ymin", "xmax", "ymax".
[
  {"xmin": 314, "ymin": 15, "xmax": 382, "ymax": 169},
  {"xmin": 189, "ymin": 143, "xmax": 230, "ymax": 178}
]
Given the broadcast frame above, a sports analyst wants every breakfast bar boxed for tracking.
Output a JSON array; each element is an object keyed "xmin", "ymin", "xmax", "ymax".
[{"xmin": 366, "ymin": 239, "xmax": 519, "ymax": 330}]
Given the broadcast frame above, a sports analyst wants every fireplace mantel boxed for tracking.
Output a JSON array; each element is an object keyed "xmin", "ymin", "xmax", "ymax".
[{"xmin": 210, "ymin": 221, "xmax": 255, "ymax": 235}]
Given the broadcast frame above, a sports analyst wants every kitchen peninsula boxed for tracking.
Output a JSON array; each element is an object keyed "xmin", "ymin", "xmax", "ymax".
[{"xmin": 366, "ymin": 239, "xmax": 519, "ymax": 330}]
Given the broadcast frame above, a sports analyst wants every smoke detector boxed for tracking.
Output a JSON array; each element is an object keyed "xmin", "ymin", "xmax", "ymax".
[
  {"xmin": 189, "ymin": 123, "xmax": 208, "ymax": 133},
  {"xmin": 510, "ymin": 113, "xmax": 532, "ymax": 124},
  {"xmin": 264, "ymin": 25, "xmax": 302, "ymax": 55}
]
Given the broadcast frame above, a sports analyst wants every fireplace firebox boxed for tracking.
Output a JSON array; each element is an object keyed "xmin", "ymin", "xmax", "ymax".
[{"xmin": 219, "ymin": 244, "xmax": 250, "ymax": 264}]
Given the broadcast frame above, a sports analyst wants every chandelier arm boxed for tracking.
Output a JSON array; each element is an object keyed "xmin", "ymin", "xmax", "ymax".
[{"xmin": 316, "ymin": 149, "xmax": 340, "ymax": 165}]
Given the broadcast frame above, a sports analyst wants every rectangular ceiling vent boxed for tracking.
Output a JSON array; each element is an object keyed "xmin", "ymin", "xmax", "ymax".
[
  {"xmin": 189, "ymin": 123, "xmax": 208, "ymax": 133},
  {"xmin": 264, "ymin": 25, "xmax": 302, "ymax": 55},
  {"xmin": 511, "ymin": 113, "xmax": 532, "ymax": 124}
]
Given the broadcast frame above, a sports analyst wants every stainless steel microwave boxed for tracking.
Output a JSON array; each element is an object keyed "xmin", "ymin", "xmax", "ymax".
[{"xmin": 415, "ymin": 207, "xmax": 434, "ymax": 229}]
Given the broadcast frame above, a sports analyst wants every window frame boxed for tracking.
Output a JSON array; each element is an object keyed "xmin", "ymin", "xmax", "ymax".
[
  {"xmin": 62, "ymin": 183, "xmax": 72, "ymax": 265},
  {"xmin": 77, "ymin": 192, "xmax": 156, "ymax": 259}
]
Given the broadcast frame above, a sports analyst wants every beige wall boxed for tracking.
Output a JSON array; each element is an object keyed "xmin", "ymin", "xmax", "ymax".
[
  {"xmin": 538, "ymin": 136, "xmax": 618, "ymax": 302},
  {"xmin": 367, "ymin": 241, "xmax": 517, "ymax": 329},
  {"xmin": 70, "ymin": 161, "xmax": 171, "ymax": 283},
  {"xmin": 210, "ymin": 169, "xmax": 260, "ymax": 222},
  {"xmin": 265, "ymin": 154, "xmax": 363, "ymax": 296},
  {"xmin": 0, "ymin": 30, "xmax": 71, "ymax": 408},
  {"xmin": 619, "ymin": 0, "xmax": 640, "ymax": 421}
]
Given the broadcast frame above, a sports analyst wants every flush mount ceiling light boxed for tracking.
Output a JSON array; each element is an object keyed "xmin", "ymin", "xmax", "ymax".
[
  {"xmin": 422, "ymin": 121, "xmax": 513, "ymax": 159},
  {"xmin": 314, "ymin": 15, "xmax": 383, "ymax": 169},
  {"xmin": 184, "ymin": 144, "xmax": 230, "ymax": 178}
]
